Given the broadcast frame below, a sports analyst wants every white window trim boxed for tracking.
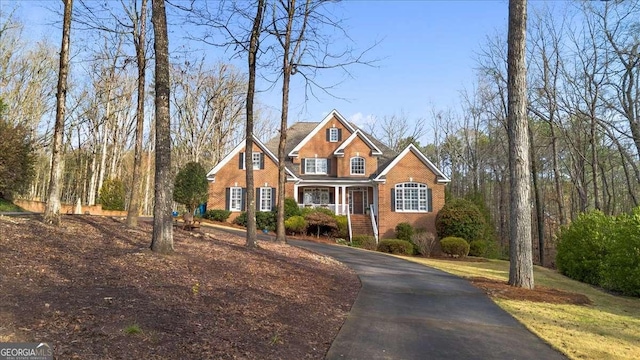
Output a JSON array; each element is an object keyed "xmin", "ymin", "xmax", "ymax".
[
  {"xmin": 350, "ymin": 156, "xmax": 365, "ymax": 175},
  {"xmin": 329, "ymin": 128, "xmax": 339, "ymax": 142},
  {"xmin": 259, "ymin": 187, "xmax": 272, "ymax": 212},
  {"xmin": 394, "ymin": 182, "xmax": 428, "ymax": 213},
  {"xmin": 230, "ymin": 187, "xmax": 242, "ymax": 211},
  {"xmin": 251, "ymin": 152, "xmax": 261, "ymax": 170},
  {"xmin": 305, "ymin": 158, "xmax": 328, "ymax": 174}
]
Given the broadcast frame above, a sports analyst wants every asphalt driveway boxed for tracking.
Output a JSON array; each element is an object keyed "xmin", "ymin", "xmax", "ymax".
[{"xmin": 290, "ymin": 240, "xmax": 566, "ymax": 360}]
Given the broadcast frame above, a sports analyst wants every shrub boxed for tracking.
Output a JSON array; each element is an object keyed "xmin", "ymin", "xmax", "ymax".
[
  {"xmin": 304, "ymin": 210, "xmax": 338, "ymax": 237},
  {"xmin": 203, "ymin": 209, "xmax": 231, "ymax": 222},
  {"xmin": 440, "ymin": 237, "xmax": 470, "ymax": 257},
  {"xmin": 469, "ymin": 240, "xmax": 488, "ymax": 257},
  {"xmin": 99, "ymin": 178, "xmax": 126, "ymax": 211},
  {"xmin": 395, "ymin": 222, "xmax": 414, "ymax": 242},
  {"xmin": 377, "ymin": 239, "xmax": 414, "ymax": 255},
  {"xmin": 435, "ymin": 198, "xmax": 486, "ymax": 242},
  {"xmin": 556, "ymin": 210, "xmax": 612, "ymax": 286},
  {"xmin": 233, "ymin": 211, "xmax": 276, "ymax": 231},
  {"xmin": 284, "ymin": 215, "xmax": 307, "ymax": 235},
  {"xmin": 233, "ymin": 212, "xmax": 247, "ymax": 227},
  {"xmin": 283, "ymin": 197, "xmax": 301, "ymax": 219},
  {"xmin": 600, "ymin": 209, "xmax": 640, "ymax": 296},
  {"xmin": 411, "ymin": 231, "xmax": 437, "ymax": 256},
  {"xmin": 351, "ymin": 235, "xmax": 377, "ymax": 250},
  {"xmin": 256, "ymin": 211, "xmax": 276, "ymax": 231},
  {"xmin": 335, "ymin": 215, "xmax": 348, "ymax": 238},
  {"xmin": 173, "ymin": 162, "xmax": 208, "ymax": 212},
  {"xmin": 0, "ymin": 118, "xmax": 35, "ymax": 198},
  {"xmin": 300, "ymin": 206, "xmax": 335, "ymax": 217}
]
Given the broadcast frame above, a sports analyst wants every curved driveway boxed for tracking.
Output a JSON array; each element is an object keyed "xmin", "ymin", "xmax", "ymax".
[{"xmin": 290, "ymin": 240, "xmax": 566, "ymax": 360}]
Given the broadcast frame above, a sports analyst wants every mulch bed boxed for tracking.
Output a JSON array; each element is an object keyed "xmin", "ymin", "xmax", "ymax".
[
  {"xmin": 469, "ymin": 277, "xmax": 592, "ymax": 305},
  {"xmin": 0, "ymin": 215, "xmax": 360, "ymax": 359}
]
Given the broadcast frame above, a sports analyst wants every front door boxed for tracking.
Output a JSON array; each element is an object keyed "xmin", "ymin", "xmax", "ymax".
[{"xmin": 351, "ymin": 190, "xmax": 365, "ymax": 214}]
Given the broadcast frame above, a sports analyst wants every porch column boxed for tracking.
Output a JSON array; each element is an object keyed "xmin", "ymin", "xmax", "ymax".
[
  {"xmin": 334, "ymin": 185, "xmax": 339, "ymax": 214},
  {"xmin": 293, "ymin": 183, "xmax": 299, "ymax": 203},
  {"xmin": 373, "ymin": 185, "xmax": 378, "ymax": 216},
  {"xmin": 341, "ymin": 185, "xmax": 347, "ymax": 215}
]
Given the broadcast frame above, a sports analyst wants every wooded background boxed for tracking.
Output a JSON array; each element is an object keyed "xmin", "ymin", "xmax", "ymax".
[{"xmin": 1, "ymin": 1, "xmax": 638, "ymax": 264}]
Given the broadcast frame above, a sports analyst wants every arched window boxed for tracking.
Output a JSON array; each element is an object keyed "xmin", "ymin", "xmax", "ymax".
[
  {"xmin": 350, "ymin": 156, "xmax": 365, "ymax": 175},
  {"xmin": 395, "ymin": 182, "xmax": 428, "ymax": 212}
]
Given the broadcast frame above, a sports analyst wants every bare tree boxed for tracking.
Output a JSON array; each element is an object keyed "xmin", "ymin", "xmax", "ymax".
[
  {"xmin": 43, "ymin": 0, "xmax": 73, "ymax": 225},
  {"xmin": 150, "ymin": 0, "xmax": 173, "ymax": 253},
  {"xmin": 507, "ymin": 0, "xmax": 534, "ymax": 288},
  {"xmin": 126, "ymin": 0, "xmax": 149, "ymax": 228},
  {"xmin": 244, "ymin": 0, "xmax": 266, "ymax": 248}
]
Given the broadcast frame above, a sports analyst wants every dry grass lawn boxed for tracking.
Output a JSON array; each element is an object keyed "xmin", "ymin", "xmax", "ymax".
[{"xmin": 400, "ymin": 257, "xmax": 640, "ymax": 360}]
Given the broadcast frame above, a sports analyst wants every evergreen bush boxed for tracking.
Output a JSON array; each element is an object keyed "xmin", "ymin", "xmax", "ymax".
[
  {"xmin": 395, "ymin": 222, "xmax": 414, "ymax": 242},
  {"xmin": 435, "ymin": 198, "xmax": 485, "ymax": 242},
  {"xmin": 98, "ymin": 178, "xmax": 126, "ymax": 211},
  {"xmin": 440, "ymin": 237, "xmax": 470, "ymax": 257},
  {"xmin": 203, "ymin": 209, "xmax": 231, "ymax": 222},
  {"xmin": 376, "ymin": 239, "xmax": 414, "ymax": 255},
  {"xmin": 284, "ymin": 215, "xmax": 307, "ymax": 235},
  {"xmin": 351, "ymin": 235, "xmax": 377, "ymax": 250}
]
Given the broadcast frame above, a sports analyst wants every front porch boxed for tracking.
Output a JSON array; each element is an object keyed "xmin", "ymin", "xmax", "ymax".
[{"xmin": 293, "ymin": 185, "xmax": 376, "ymax": 216}]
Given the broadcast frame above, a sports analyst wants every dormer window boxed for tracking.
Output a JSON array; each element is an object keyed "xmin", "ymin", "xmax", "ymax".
[{"xmin": 327, "ymin": 127, "xmax": 341, "ymax": 142}]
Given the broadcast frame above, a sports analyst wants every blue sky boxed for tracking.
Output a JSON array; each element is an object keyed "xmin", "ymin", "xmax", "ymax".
[
  {"xmin": 273, "ymin": 1, "xmax": 509, "ymax": 127},
  {"xmin": 4, "ymin": 0, "xmax": 515, "ymax": 141}
]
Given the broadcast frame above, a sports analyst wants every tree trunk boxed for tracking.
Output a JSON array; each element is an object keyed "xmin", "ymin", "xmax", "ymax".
[
  {"xmin": 43, "ymin": 0, "xmax": 73, "ymax": 226},
  {"xmin": 150, "ymin": 0, "xmax": 173, "ymax": 254},
  {"xmin": 528, "ymin": 125, "xmax": 544, "ymax": 267},
  {"xmin": 127, "ymin": 0, "xmax": 148, "ymax": 228},
  {"xmin": 244, "ymin": 0, "xmax": 265, "ymax": 249},
  {"xmin": 275, "ymin": 0, "xmax": 296, "ymax": 244},
  {"xmin": 507, "ymin": 0, "xmax": 534, "ymax": 289}
]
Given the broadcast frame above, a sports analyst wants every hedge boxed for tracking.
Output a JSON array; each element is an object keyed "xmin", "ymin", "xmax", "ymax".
[
  {"xmin": 377, "ymin": 239, "xmax": 414, "ymax": 255},
  {"xmin": 440, "ymin": 237, "xmax": 470, "ymax": 258}
]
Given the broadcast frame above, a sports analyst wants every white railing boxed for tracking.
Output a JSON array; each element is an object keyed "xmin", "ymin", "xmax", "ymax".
[
  {"xmin": 298, "ymin": 203, "xmax": 349, "ymax": 215},
  {"xmin": 369, "ymin": 204, "xmax": 379, "ymax": 244},
  {"xmin": 347, "ymin": 209, "xmax": 353, "ymax": 243}
]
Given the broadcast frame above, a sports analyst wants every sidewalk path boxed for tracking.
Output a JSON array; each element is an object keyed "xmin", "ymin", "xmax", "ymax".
[{"xmin": 290, "ymin": 240, "xmax": 566, "ymax": 360}]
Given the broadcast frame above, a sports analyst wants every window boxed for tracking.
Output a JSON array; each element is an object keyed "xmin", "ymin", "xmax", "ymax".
[
  {"xmin": 239, "ymin": 152, "xmax": 263, "ymax": 170},
  {"xmin": 259, "ymin": 187, "xmax": 272, "ymax": 211},
  {"xmin": 252, "ymin": 152, "xmax": 262, "ymax": 170},
  {"xmin": 303, "ymin": 188, "xmax": 330, "ymax": 204},
  {"xmin": 329, "ymin": 128, "xmax": 339, "ymax": 142},
  {"xmin": 230, "ymin": 187, "xmax": 242, "ymax": 211},
  {"xmin": 305, "ymin": 158, "xmax": 328, "ymax": 174},
  {"xmin": 395, "ymin": 182, "xmax": 428, "ymax": 212},
  {"xmin": 350, "ymin": 157, "xmax": 365, "ymax": 175}
]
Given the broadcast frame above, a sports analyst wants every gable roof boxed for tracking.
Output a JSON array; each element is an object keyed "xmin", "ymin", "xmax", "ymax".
[
  {"xmin": 374, "ymin": 144, "xmax": 450, "ymax": 183},
  {"xmin": 333, "ymin": 129, "xmax": 383, "ymax": 156},
  {"xmin": 287, "ymin": 109, "xmax": 356, "ymax": 157},
  {"xmin": 206, "ymin": 135, "xmax": 298, "ymax": 180}
]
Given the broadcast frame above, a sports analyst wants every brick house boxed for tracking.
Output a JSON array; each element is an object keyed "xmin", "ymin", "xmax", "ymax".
[{"xmin": 206, "ymin": 109, "xmax": 450, "ymax": 240}]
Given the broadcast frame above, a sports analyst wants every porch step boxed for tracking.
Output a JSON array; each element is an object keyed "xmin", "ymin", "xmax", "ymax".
[{"xmin": 350, "ymin": 214, "xmax": 374, "ymax": 237}]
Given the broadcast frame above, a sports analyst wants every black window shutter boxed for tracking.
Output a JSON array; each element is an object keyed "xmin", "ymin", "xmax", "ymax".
[
  {"xmin": 260, "ymin": 153, "xmax": 265, "ymax": 169},
  {"xmin": 391, "ymin": 188, "xmax": 396, "ymax": 212},
  {"xmin": 241, "ymin": 188, "xmax": 246, "ymax": 211},
  {"xmin": 326, "ymin": 129, "xmax": 330, "ymax": 141},
  {"xmin": 300, "ymin": 159, "xmax": 305, "ymax": 174},
  {"xmin": 239, "ymin": 152, "xmax": 244, "ymax": 169},
  {"xmin": 256, "ymin": 188, "xmax": 260, "ymax": 211},
  {"xmin": 427, "ymin": 188, "xmax": 433, "ymax": 212},
  {"xmin": 271, "ymin": 188, "xmax": 276, "ymax": 210},
  {"xmin": 225, "ymin": 188, "xmax": 230, "ymax": 211},
  {"xmin": 326, "ymin": 158, "xmax": 331, "ymax": 174},
  {"xmin": 338, "ymin": 129, "xmax": 342, "ymax": 141}
]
